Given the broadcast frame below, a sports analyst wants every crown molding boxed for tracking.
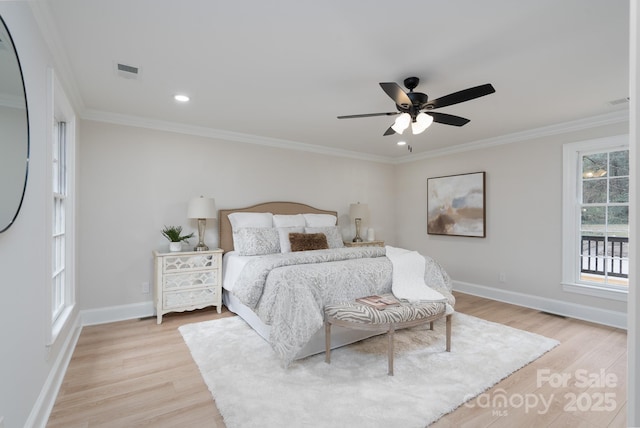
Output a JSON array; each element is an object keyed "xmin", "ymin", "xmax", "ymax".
[
  {"xmin": 83, "ymin": 107, "xmax": 629, "ymax": 166},
  {"xmin": 392, "ymin": 110, "xmax": 629, "ymax": 164},
  {"xmin": 0, "ymin": 94, "xmax": 25, "ymax": 109},
  {"xmin": 81, "ymin": 108, "xmax": 392, "ymax": 164}
]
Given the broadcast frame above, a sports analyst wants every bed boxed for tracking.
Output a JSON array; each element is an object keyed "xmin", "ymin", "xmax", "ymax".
[{"xmin": 219, "ymin": 201, "xmax": 455, "ymax": 367}]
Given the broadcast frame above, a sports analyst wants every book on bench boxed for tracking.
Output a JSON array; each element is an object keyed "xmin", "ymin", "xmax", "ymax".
[{"xmin": 355, "ymin": 294, "xmax": 401, "ymax": 310}]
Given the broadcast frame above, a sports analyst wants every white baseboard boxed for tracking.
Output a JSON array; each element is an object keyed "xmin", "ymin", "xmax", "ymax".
[
  {"xmin": 81, "ymin": 301, "xmax": 155, "ymax": 326},
  {"xmin": 25, "ymin": 313, "xmax": 82, "ymax": 428},
  {"xmin": 453, "ymin": 280, "xmax": 627, "ymax": 330}
]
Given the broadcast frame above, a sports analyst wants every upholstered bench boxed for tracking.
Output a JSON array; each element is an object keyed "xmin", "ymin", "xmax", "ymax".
[{"xmin": 324, "ymin": 295, "xmax": 451, "ymax": 375}]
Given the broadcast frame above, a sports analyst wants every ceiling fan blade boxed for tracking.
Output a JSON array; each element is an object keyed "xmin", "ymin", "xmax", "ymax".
[
  {"xmin": 337, "ymin": 112, "xmax": 399, "ymax": 119},
  {"xmin": 425, "ymin": 83, "xmax": 495, "ymax": 110},
  {"xmin": 379, "ymin": 82, "xmax": 412, "ymax": 108},
  {"xmin": 427, "ymin": 111, "xmax": 470, "ymax": 127},
  {"xmin": 383, "ymin": 126, "xmax": 396, "ymax": 136}
]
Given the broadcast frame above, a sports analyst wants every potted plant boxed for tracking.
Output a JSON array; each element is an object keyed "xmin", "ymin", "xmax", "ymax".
[{"xmin": 162, "ymin": 225, "xmax": 194, "ymax": 252}]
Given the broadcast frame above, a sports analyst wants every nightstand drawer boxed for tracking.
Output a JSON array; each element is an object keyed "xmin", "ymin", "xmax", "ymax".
[
  {"xmin": 163, "ymin": 253, "xmax": 219, "ymax": 272},
  {"xmin": 164, "ymin": 287, "xmax": 219, "ymax": 309},
  {"xmin": 163, "ymin": 270, "xmax": 218, "ymax": 291}
]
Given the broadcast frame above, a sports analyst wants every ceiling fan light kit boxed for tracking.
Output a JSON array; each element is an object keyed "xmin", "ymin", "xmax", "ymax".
[
  {"xmin": 337, "ymin": 77, "xmax": 495, "ymax": 137},
  {"xmin": 411, "ymin": 112, "xmax": 434, "ymax": 134},
  {"xmin": 391, "ymin": 113, "xmax": 411, "ymax": 134},
  {"xmin": 391, "ymin": 111, "xmax": 434, "ymax": 135}
]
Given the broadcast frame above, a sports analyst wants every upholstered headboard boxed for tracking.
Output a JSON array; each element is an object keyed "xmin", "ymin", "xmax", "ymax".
[{"xmin": 218, "ymin": 201, "xmax": 338, "ymax": 253}]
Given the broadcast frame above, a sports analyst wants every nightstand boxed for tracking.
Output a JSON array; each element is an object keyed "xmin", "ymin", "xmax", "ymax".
[
  {"xmin": 153, "ymin": 248, "xmax": 223, "ymax": 324},
  {"xmin": 343, "ymin": 240, "xmax": 385, "ymax": 248}
]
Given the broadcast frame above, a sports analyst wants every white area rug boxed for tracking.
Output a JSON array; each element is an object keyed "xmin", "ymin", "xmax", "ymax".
[{"xmin": 179, "ymin": 313, "xmax": 558, "ymax": 428}]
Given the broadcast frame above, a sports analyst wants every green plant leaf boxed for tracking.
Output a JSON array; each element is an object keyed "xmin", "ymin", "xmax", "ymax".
[{"xmin": 161, "ymin": 225, "xmax": 194, "ymax": 242}]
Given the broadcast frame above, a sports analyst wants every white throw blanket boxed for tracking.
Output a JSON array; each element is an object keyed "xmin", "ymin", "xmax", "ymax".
[{"xmin": 386, "ymin": 246, "xmax": 446, "ymax": 302}]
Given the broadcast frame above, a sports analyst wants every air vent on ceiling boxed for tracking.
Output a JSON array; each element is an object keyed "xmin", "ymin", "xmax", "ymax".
[
  {"xmin": 608, "ymin": 97, "xmax": 629, "ymax": 106},
  {"xmin": 115, "ymin": 62, "xmax": 141, "ymax": 79}
]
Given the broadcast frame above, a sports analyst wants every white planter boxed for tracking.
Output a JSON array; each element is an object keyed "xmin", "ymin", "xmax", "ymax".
[{"xmin": 169, "ymin": 242, "xmax": 182, "ymax": 252}]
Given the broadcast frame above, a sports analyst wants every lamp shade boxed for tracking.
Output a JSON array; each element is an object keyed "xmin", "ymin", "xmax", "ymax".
[
  {"xmin": 349, "ymin": 202, "xmax": 370, "ymax": 226},
  {"xmin": 187, "ymin": 197, "xmax": 216, "ymax": 219}
]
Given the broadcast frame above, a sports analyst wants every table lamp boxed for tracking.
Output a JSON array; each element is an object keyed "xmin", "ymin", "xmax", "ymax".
[
  {"xmin": 187, "ymin": 196, "xmax": 216, "ymax": 251},
  {"xmin": 349, "ymin": 202, "xmax": 370, "ymax": 242}
]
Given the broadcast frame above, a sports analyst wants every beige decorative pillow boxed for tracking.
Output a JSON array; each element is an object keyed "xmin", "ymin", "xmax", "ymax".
[{"xmin": 289, "ymin": 233, "xmax": 329, "ymax": 252}]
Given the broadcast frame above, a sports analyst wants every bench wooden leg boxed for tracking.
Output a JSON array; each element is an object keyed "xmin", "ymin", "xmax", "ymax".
[
  {"xmin": 325, "ymin": 321, "xmax": 331, "ymax": 363},
  {"xmin": 388, "ymin": 324, "xmax": 395, "ymax": 376},
  {"xmin": 429, "ymin": 321, "xmax": 434, "ymax": 330},
  {"xmin": 445, "ymin": 314, "xmax": 452, "ymax": 352}
]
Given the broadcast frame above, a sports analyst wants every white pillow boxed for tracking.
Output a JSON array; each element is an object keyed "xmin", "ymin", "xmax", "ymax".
[
  {"xmin": 228, "ymin": 212, "xmax": 273, "ymax": 230},
  {"xmin": 303, "ymin": 213, "xmax": 337, "ymax": 227},
  {"xmin": 277, "ymin": 227, "xmax": 304, "ymax": 253},
  {"xmin": 273, "ymin": 214, "xmax": 306, "ymax": 228},
  {"xmin": 305, "ymin": 226, "xmax": 344, "ymax": 249},
  {"xmin": 233, "ymin": 227, "xmax": 280, "ymax": 256}
]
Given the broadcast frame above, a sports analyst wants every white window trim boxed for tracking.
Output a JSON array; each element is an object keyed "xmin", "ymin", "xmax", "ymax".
[
  {"xmin": 562, "ymin": 134, "xmax": 629, "ymax": 301},
  {"xmin": 46, "ymin": 69, "xmax": 76, "ymax": 346}
]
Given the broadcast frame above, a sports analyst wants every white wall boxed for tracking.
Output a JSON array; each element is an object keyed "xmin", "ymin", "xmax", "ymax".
[
  {"xmin": 77, "ymin": 120, "xmax": 396, "ymax": 311},
  {"xmin": 0, "ymin": 4, "xmax": 79, "ymax": 427},
  {"xmin": 395, "ymin": 121, "xmax": 629, "ymax": 323}
]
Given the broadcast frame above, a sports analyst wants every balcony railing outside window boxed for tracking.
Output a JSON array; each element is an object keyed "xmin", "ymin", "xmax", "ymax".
[{"xmin": 580, "ymin": 235, "xmax": 628, "ymax": 279}]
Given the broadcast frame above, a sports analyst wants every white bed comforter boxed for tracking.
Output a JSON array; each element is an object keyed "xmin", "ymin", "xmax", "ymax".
[{"xmin": 231, "ymin": 246, "xmax": 454, "ymax": 366}]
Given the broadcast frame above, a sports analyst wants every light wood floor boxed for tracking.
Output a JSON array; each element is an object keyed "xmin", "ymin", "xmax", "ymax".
[{"xmin": 47, "ymin": 292, "xmax": 627, "ymax": 427}]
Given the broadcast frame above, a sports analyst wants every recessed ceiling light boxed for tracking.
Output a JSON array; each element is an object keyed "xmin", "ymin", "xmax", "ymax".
[
  {"xmin": 174, "ymin": 94, "xmax": 190, "ymax": 102},
  {"xmin": 397, "ymin": 141, "xmax": 407, "ymax": 146}
]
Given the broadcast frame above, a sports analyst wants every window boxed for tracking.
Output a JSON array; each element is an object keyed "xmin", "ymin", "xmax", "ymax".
[
  {"xmin": 48, "ymin": 70, "xmax": 75, "ymax": 344},
  {"xmin": 562, "ymin": 135, "xmax": 629, "ymax": 300},
  {"xmin": 52, "ymin": 121, "xmax": 67, "ymax": 322}
]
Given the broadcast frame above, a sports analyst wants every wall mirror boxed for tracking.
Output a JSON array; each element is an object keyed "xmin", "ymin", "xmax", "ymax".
[{"xmin": 0, "ymin": 15, "xmax": 29, "ymax": 233}]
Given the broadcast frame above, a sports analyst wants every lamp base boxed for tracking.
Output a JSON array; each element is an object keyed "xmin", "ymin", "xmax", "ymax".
[
  {"xmin": 353, "ymin": 217, "xmax": 363, "ymax": 242},
  {"xmin": 194, "ymin": 218, "xmax": 208, "ymax": 251}
]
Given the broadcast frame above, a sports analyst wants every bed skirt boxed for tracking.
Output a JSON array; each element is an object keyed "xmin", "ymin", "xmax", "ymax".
[{"xmin": 222, "ymin": 289, "xmax": 384, "ymax": 360}]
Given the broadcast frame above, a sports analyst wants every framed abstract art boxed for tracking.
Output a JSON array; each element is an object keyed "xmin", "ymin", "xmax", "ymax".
[{"xmin": 427, "ymin": 171, "xmax": 486, "ymax": 237}]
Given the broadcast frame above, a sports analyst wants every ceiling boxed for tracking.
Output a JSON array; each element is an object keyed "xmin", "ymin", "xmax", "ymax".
[{"xmin": 36, "ymin": 0, "xmax": 629, "ymax": 160}]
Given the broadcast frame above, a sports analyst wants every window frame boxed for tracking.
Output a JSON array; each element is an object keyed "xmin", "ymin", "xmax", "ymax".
[
  {"xmin": 52, "ymin": 121, "xmax": 67, "ymax": 322},
  {"xmin": 47, "ymin": 70, "xmax": 76, "ymax": 345},
  {"xmin": 562, "ymin": 135, "xmax": 629, "ymax": 301}
]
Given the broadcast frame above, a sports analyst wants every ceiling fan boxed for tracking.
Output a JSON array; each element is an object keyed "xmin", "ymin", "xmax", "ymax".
[{"xmin": 337, "ymin": 77, "xmax": 495, "ymax": 136}]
